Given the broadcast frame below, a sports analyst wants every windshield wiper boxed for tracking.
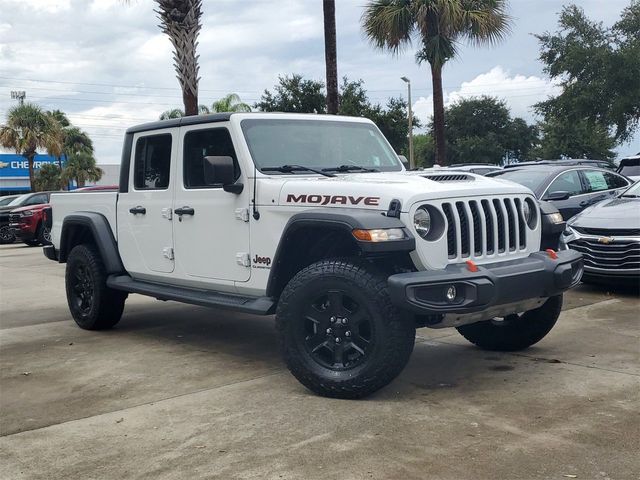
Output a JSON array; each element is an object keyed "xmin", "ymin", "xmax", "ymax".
[
  {"xmin": 322, "ymin": 165, "xmax": 379, "ymax": 173},
  {"xmin": 260, "ymin": 165, "xmax": 335, "ymax": 178}
]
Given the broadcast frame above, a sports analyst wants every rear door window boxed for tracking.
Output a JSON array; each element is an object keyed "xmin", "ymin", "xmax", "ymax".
[
  {"xmin": 581, "ymin": 169, "xmax": 626, "ymax": 193},
  {"xmin": 133, "ymin": 134, "xmax": 172, "ymax": 190}
]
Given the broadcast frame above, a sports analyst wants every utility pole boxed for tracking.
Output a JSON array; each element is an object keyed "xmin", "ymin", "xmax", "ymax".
[
  {"xmin": 400, "ymin": 77, "xmax": 414, "ymax": 169},
  {"xmin": 11, "ymin": 91, "xmax": 26, "ymax": 105}
]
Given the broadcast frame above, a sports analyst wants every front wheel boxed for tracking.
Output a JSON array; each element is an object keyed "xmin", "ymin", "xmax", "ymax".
[
  {"xmin": 276, "ymin": 259, "xmax": 415, "ymax": 399},
  {"xmin": 37, "ymin": 223, "xmax": 52, "ymax": 245},
  {"xmin": 65, "ymin": 244, "xmax": 127, "ymax": 330},
  {"xmin": 0, "ymin": 225, "xmax": 15, "ymax": 244},
  {"xmin": 456, "ymin": 295, "xmax": 563, "ymax": 351}
]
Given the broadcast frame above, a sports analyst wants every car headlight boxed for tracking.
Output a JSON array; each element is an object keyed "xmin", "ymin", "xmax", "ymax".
[
  {"xmin": 547, "ymin": 212, "xmax": 564, "ymax": 224},
  {"xmin": 413, "ymin": 207, "xmax": 431, "ymax": 239},
  {"xmin": 21, "ymin": 210, "xmax": 34, "ymax": 217}
]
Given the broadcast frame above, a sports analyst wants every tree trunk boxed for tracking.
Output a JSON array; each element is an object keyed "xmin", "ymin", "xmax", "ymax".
[
  {"xmin": 183, "ymin": 90, "xmax": 199, "ymax": 117},
  {"xmin": 323, "ymin": 0, "xmax": 338, "ymax": 114},
  {"xmin": 27, "ymin": 152, "xmax": 36, "ymax": 192},
  {"xmin": 430, "ymin": 63, "xmax": 447, "ymax": 165}
]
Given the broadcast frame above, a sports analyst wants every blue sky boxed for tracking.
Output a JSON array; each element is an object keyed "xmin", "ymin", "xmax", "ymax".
[{"xmin": 0, "ymin": 0, "xmax": 637, "ymax": 163}]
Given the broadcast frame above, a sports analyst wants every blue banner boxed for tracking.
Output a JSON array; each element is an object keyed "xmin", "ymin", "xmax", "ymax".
[{"xmin": 0, "ymin": 154, "xmax": 65, "ymax": 177}]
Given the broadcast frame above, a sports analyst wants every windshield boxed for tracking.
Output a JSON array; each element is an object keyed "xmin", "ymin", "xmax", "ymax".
[
  {"xmin": 619, "ymin": 163, "xmax": 640, "ymax": 177},
  {"xmin": 5, "ymin": 194, "xmax": 30, "ymax": 207},
  {"xmin": 241, "ymin": 119, "xmax": 402, "ymax": 173},
  {"xmin": 0, "ymin": 196, "xmax": 18, "ymax": 206},
  {"xmin": 489, "ymin": 169, "xmax": 549, "ymax": 192},
  {"xmin": 621, "ymin": 181, "xmax": 640, "ymax": 197}
]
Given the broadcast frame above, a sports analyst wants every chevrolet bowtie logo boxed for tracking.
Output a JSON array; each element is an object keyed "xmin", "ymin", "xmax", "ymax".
[
  {"xmin": 597, "ymin": 236, "xmax": 614, "ymax": 244},
  {"xmin": 0, "ymin": 161, "xmax": 9, "ymax": 169}
]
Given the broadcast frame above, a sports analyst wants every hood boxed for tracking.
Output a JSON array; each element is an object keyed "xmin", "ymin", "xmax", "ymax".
[
  {"xmin": 569, "ymin": 197, "xmax": 640, "ymax": 229},
  {"xmin": 10, "ymin": 203, "xmax": 49, "ymax": 214},
  {"xmin": 272, "ymin": 171, "xmax": 534, "ymax": 210}
]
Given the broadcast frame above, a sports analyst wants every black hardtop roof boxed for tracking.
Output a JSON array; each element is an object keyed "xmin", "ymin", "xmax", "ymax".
[{"xmin": 126, "ymin": 113, "xmax": 233, "ymax": 134}]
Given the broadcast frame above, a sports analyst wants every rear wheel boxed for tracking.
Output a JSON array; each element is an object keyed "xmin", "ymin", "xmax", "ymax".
[
  {"xmin": 276, "ymin": 258, "xmax": 415, "ymax": 399},
  {"xmin": 456, "ymin": 295, "xmax": 563, "ymax": 351},
  {"xmin": 65, "ymin": 244, "xmax": 127, "ymax": 330},
  {"xmin": 0, "ymin": 225, "xmax": 15, "ymax": 244}
]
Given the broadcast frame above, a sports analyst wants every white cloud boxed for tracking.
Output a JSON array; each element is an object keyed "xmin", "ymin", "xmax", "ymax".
[{"xmin": 413, "ymin": 66, "xmax": 561, "ymax": 126}]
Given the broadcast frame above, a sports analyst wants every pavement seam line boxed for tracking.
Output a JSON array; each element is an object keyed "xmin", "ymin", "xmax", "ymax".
[{"xmin": 0, "ymin": 369, "xmax": 286, "ymax": 438}]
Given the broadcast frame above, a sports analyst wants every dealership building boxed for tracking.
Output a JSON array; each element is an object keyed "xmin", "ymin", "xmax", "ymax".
[{"xmin": 0, "ymin": 152, "xmax": 119, "ymax": 195}]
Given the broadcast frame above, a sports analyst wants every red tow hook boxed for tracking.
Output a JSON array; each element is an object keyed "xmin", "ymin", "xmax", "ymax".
[
  {"xmin": 466, "ymin": 260, "xmax": 479, "ymax": 272},
  {"xmin": 545, "ymin": 249, "xmax": 558, "ymax": 260}
]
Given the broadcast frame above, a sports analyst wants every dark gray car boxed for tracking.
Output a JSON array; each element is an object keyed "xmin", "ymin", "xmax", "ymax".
[
  {"xmin": 488, "ymin": 166, "xmax": 631, "ymax": 220},
  {"xmin": 561, "ymin": 182, "xmax": 640, "ymax": 284}
]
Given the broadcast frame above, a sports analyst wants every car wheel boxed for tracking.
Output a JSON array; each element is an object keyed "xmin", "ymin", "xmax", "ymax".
[
  {"xmin": 456, "ymin": 295, "xmax": 563, "ymax": 351},
  {"xmin": 0, "ymin": 225, "xmax": 15, "ymax": 244},
  {"xmin": 65, "ymin": 244, "xmax": 127, "ymax": 330},
  {"xmin": 23, "ymin": 239, "xmax": 40, "ymax": 247},
  {"xmin": 276, "ymin": 258, "xmax": 415, "ymax": 399},
  {"xmin": 37, "ymin": 223, "xmax": 52, "ymax": 245}
]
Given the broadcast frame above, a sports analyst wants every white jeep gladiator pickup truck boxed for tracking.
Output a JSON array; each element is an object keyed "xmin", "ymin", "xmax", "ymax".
[{"xmin": 44, "ymin": 113, "xmax": 583, "ymax": 398}]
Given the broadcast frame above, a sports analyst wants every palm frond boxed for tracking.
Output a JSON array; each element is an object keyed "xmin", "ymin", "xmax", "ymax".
[{"xmin": 362, "ymin": 0, "xmax": 415, "ymax": 54}]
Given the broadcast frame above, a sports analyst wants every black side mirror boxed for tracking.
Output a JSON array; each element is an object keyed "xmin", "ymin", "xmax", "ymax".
[
  {"xmin": 545, "ymin": 190, "xmax": 570, "ymax": 201},
  {"xmin": 203, "ymin": 156, "xmax": 243, "ymax": 193}
]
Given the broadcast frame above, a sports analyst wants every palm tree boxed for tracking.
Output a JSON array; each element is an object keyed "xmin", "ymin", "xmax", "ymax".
[
  {"xmin": 159, "ymin": 108, "xmax": 185, "ymax": 120},
  {"xmin": 156, "ymin": 0, "xmax": 203, "ymax": 116},
  {"xmin": 362, "ymin": 0, "xmax": 511, "ymax": 164},
  {"xmin": 0, "ymin": 103, "xmax": 63, "ymax": 191},
  {"xmin": 62, "ymin": 151, "xmax": 103, "ymax": 188},
  {"xmin": 210, "ymin": 93, "xmax": 251, "ymax": 113},
  {"xmin": 323, "ymin": 0, "xmax": 339, "ymax": 114}
]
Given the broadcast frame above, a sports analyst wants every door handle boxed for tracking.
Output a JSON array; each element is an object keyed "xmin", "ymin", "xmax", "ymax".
[
  {"xmin": 174, "ymin": 206, "xmax": 195, "ymax": 216},
  {"xmin": 579, "ymin": 200, "xmax": 589, "ymax": 207},
  {"xmin": 129, "ymin": 206, "xmax": 146, "ymax": 215}
]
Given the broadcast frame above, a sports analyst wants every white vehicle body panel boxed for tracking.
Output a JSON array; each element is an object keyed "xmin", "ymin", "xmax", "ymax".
[{"xmin": 49, "ymin": 113, "xmax": 542, "ymax": 298}]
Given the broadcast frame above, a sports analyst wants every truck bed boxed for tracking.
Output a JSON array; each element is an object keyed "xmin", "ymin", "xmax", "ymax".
[{"xmin": 50, "ymin": 192, "xmax": 118, "ymax": 248}]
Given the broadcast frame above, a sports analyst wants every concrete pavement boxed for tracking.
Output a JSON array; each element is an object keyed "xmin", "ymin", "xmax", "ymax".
[{"xmin": 1, "ymin": 243, "xmax": 638, "ymax": 479}]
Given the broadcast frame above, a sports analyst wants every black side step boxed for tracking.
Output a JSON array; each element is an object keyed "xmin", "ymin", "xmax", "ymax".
[{"xmin": 107, "ymin": 275, "xmax": 276, "ymax": 315}]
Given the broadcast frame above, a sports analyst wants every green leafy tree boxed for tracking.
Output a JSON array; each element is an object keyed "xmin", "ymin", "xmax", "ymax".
[
  {"xmin": 33, "ymin": 163, "xmax": 64, "ymax": 191},
  {"xmin": 362, "ymin": 0, "xmax": 511, "ymax": 165},
  {"xmin": 535, "ymin": 2, "xmax": 640, "ymax": 143},
  {"xmin": 255, "ymin": 74, "xmax": 326, "ymax": 113},
  {"xmin": 436, "ymin": 96, "xmax": 537, "ymax": 164},
  {"xmin": 532, "ymin": 116, "xmax": 616, "ymax": 160},
  {"xmin": 0, "ymin": 103, "xmax": 63, "ymax": 191},
  {"xmin": 62, "ymin": 151, "xmax": 103, "ymax": 188},
  {"xmin": 413, "ymin": 133, "xmax": 435, "ymax": 167}
]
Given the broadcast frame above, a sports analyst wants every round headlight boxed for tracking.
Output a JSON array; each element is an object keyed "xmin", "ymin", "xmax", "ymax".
[
  {"xmin": 522, "ymin": 201, "xmax": 531, "ymax": 223},
  {"xmin": 413, "ymin": 207, "xmax": 431, "ymax": 239}
]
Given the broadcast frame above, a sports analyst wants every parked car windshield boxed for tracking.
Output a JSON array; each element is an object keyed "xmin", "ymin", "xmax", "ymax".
[
  {"xmin": 4, "ymin": 194, "xmax": 30, "ymax": 207},
  {"xmin": 618, "ymin": 161, "xmax": 640, "ymax": 177},
  {"xmin": 241, "ymin": 119, "xmax": 402, "ymax": 173},
  {"xmin": 621, "ymin": 181, "xmax": 640, "ymax": 197},
  {"xmin": 0, "ymin": 196, "xmax": 18, "ymax": 206},
  {"xmin": 488, "ymin": 169, "xmax": 550, "ymax": 192}
]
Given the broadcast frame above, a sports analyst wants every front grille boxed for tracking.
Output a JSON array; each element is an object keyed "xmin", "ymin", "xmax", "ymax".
[
  {"xmin": 569, "ymin": 238, "xmax": 640, "ymax": 270},
  {"xmin": 442, "ymin": 197, "xmax": 529, "ymax": 260},
  {"xmin": 9, "ymin": 213, "xmax": 20, "ymax": 224},
  {"xmin": 573, "ymin": 227, "xmax": 640, "ymax": 237}
]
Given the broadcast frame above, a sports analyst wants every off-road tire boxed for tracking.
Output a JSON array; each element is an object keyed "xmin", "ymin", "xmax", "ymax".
[
  {"xmin": 65, "ymin": 244, "xmax": 127, "ymax": 330},
  {"xmin": 456, "ymin": 295, "xmax": 563, "ymax": 351},
  {"xmin": 276, "ymin": 258, "xmax": 415, "ymax": 399},
  {"xmin": 0, "ymin": 225, "xmax": 15, "ymax": 244},
  {"xmin": 37, "ymin": 223, "xmax": 52, "ymax": 245}
]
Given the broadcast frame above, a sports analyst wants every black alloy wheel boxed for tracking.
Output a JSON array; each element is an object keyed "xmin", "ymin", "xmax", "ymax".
[
  {"xmin": 302, "ymin": 289, "xmax": 374, "ymax": 370},
  {"xmin": 71, "ymin": 263, "xmax": 95, "ymax": 315},
  {"xmin": 0, "ymin": 225, "xmax": 15, "ymax": 244}
]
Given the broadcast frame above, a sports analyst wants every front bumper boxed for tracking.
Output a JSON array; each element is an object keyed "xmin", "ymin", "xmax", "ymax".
[{"xmin": 388, "ymin": 250, "xmax": 583, "ymax": 317}]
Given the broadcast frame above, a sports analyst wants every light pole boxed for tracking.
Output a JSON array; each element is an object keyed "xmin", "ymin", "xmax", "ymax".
[{"xmin": 400, "ymin": 77, "xmax": 414, "ymax": 169}]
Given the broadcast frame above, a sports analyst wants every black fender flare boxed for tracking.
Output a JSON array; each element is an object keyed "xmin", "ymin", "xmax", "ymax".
[
  {"xmin": 59, "ymin": 212, "xmax": 125, "ymax": 275},
  {"xmin": 266, "ymin": 209, "xmax": 415, "ymax": 297}
]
